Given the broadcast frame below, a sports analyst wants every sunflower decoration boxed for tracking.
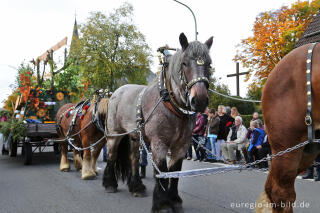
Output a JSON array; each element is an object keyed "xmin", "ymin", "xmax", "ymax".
[
  {"xmin": 29, "ymin": 116, "xmax": 37, "ymax": 120},
  {"xmin": 37, "ymin": 108, "xmax": 47, "ymax": 118},
  {"xmin": 56, "ymin": 92, "xmax": 64, "ymax": 101}
]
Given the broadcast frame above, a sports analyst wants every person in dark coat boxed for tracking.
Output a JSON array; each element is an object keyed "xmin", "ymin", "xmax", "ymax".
[
  {"xmin": 204, "ymin": 108, "xmax": 220, "ymax": 162},
  {"xmin": 192, "ymin": 113, "xmax": 206, "ymax": 161},
  {"xmin": 216, "ymin": 105, "xmax": 233, "ymax": 161}
]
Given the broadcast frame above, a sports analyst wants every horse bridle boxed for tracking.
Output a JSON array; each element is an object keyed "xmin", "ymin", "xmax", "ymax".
[
  {"xmin": 158, "ymin": 49, "xmax": 210, "ymax": 116},
  {"xmin": 178, "ymin": 57, "xmax": 210, "ymax": 108}
]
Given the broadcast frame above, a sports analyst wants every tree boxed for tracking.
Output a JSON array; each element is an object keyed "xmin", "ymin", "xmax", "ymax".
[
  {"xmin": 77, "ymin": 3, "xmax": 152, "ymax": 92},
  {"xmin": 235, "ymin": 0, "xmax": 320, "ymax": 89},
  {"xmin": 246, "ymin": 86, "xmax": 262, "ymax": 113},
  {"xmin": 209, "ymin": 71, "xmax": 255, "ymax": 115},
  {"xmin": 54, "ymin": 58, "xmax": 83, "ymax": 102},
  {"xmin": 3, "ymin": 91, "xmax": 19, "ymax": 114}
]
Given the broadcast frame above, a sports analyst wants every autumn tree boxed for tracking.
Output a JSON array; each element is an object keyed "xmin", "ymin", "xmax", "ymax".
[
  {"xmin": 235, "ymin": 0, "xmax": 320, "ymax": 89},
  {"xmin": 77, "ymin": 3, "xmax": 152, "ymax": 92},
  {"xmin": 54, "ymin": 58, "xmax": 83, "ymax": 102}
]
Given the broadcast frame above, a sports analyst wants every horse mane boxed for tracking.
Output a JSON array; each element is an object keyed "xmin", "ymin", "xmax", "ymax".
[
  {"xmin": 97, "ymin": 98, "xmax": 109, "ymax": 116},
  {"xmin": 89, "ymin": 98, "xmax": 109, "ymax": 116}
]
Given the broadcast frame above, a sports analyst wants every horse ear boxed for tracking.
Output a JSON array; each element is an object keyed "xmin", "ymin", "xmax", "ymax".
[
  {"xmin": 205, "ymin": 36, "xmax": 213, "ymax": 50},
  {"xmin": 179, "ymin": 33, "xmax": 189, "ymax": 51}
]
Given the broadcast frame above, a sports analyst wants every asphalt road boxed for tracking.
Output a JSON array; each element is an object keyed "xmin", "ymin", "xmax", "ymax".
[{"xmin": 0, "ymin": 147, "xmax": 319, "ymax": 213}]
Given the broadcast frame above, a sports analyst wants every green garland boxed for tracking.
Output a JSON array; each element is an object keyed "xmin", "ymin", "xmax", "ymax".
[
  {"xmin": 0, "ymin": 121, "xmax": 11, "ymax": 138},
  {"xmin": 0, "ymin": 120, "xmax": 27, "ymax": 142}
]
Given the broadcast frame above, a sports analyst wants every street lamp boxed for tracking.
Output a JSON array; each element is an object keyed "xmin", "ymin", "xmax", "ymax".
[
  {"xmin": 173, "ymin": 0, "xmax": 198, "ymax": 40},
  {"xmin": 0, "ymin": 64, "xmax": 18, "ymax": 70}
]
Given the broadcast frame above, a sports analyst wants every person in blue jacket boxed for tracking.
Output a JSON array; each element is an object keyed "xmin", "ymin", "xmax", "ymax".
[{"xmin": 248, "ymin": 119, "xmax": 265, "ymax": 167}]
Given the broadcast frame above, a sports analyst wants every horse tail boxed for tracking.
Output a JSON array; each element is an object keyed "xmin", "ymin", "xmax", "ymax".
[{"xmin": 115, "ymin": 135, "xmax": 131, "ymax": 182}]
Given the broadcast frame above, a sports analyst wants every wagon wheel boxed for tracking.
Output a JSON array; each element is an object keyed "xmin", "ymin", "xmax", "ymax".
[
  {"xmin": 2, "ymin": 144, "xmax": 8, "ymax": 155},
  {"xmin": 8, "ymin": 138, "xmax": 17, "ymax": 157},
  {"xmin": 23, "ymin": 142, "xmax": 32, "ymax": 165}
]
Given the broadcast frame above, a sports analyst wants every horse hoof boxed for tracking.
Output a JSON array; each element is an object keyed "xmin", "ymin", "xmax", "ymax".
[
  {"xmin": 60, "ymin": 165, "xmax": 70, "ymax": 172},
  {"xmin": 152, "ymin": 208, "xmax": 174, "ymax": 213},
  {"xmin": 105, "ymin": 186, "xmax": 118, "ymax": 193},
  {"xmin": 172, "ymin": 203, "xmax": 184, "ymax": 213},
  {"xmin": 81, "ymin": 172, "xmax": 96, "ymax": 180},
  {"xmin": 152, "ymin": 206, "xmax": 174, "ymax": 213},
  {"xmin": 132, "ymin": 191, "xmax": 147, "ymax": 197}
]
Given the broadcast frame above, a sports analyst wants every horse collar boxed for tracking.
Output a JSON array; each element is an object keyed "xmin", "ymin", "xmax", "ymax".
[{"xmin": 305, "ymin": 42, "xmax": 320, "ymax": 143}]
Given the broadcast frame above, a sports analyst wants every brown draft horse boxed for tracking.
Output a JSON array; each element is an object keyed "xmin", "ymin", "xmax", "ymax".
[
  {"xmin": 256, "ymin": 43, "xmax": 320, "ymax": 212},
  {"xmin": 55, "ymin": 98, "xmax": 109, "ymax": 180},
  {"xmin": 102, "ymin": 33, "xmax": 213, "ymax": 213}
]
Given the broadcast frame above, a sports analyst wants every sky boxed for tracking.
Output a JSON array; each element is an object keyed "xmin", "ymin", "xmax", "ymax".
[{"xmin": 0, "ymin": 0, "xmax": 298, "ymax": 107}]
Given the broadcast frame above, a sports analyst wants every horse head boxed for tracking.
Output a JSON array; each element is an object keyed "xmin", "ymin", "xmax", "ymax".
[{"xmin": 169, "ymin": 33, "xmax": 213, "ymax": 113}]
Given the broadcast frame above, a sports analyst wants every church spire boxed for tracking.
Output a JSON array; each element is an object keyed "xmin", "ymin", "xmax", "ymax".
[{"xmin": 69, "ymin": 16, "xmax": 79, "ymax": 55}]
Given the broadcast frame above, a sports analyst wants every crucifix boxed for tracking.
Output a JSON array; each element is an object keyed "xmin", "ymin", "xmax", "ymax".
[{"xmin": 227, "ymin": 62, "xmax": 249, "ymax": 96}]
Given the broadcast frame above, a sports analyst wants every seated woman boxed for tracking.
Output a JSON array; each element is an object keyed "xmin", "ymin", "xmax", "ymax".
[
  {"xmin": 221, "ymin": 116, "xmax": 247, "ymax": 164},
  {"xmin": 248, "ymin": 119, "xmax": 266, "ymax": 168}
]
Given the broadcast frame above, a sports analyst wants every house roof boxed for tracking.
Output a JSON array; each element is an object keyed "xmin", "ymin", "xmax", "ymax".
[{"xmin": 294, "ymin": 11, "xmax": 320, "ymax": 48}]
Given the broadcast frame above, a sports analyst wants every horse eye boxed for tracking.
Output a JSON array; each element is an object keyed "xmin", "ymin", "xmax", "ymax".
[{"xmin": 182, "ymin": 62, "xmax": 187, "ymax": 67}]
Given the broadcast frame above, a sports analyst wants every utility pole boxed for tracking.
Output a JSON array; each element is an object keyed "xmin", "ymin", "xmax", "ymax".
[{"xmin": 173, "ymin": 0, "xmax": 198, "ymax": 40}]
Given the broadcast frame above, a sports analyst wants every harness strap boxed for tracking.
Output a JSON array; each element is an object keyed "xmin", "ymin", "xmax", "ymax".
[
  {"xmin": 136, "ymin": 88, "xmax": 146, "ymax": 127},
  {"xmin": 57, "ymin": 106, "xmax": 73, "ymax": 137},
  {"xmin": 158, "ymin": 63, "xmax": 195, "ymax": 117},
  {"xmin": 163, "ymin": 101, "xmax": 182, "ymax": 118},
  {"xmin": 305, "ymin": 43, "xmax": 318, "ymax": 143},
  {"xmin": 186, "ymin": 76, "xmax": 209, "ymax": 90},
  {"xmin": 92, "ymin": 96, "xmax": 105, "ymax": 133},
  {"xmin": 66, "ymin": 100, "xmax": 88, "ymax": 137}
]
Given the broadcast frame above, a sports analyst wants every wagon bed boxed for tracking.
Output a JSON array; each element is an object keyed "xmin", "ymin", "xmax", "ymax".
[{"xmin": 25, "ymin": 123, "xmax": 58, "ymax": 138}]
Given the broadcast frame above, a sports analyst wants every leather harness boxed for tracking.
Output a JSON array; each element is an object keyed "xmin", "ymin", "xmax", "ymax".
[
  {"xmin": 56, "ymin": 92, "xmax": 107, "ymax": 137},
  {"xmin": 305, "ymin": 43, "xmax": 320, "ymax": 143},
  {"xmin": 136, "ymin": 47, "xmax": 209, "ymax": 126}
]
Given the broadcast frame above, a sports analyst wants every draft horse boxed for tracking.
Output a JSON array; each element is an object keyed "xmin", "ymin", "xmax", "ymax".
[
  {"xmin": 256, "ymin": 43, "xmax": 320, "ymax": 212},
  {"xmin": 102, "ymin": 33, "xmax": 213, "ymax": 213},
  {"xmin": 56, "ymin": 97, "xmax": 109, "ymax": 180}
]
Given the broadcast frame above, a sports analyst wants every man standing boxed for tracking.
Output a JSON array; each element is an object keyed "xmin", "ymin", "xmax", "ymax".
[{"xmin": 216, "ymin": 105, "xmax": 232, "ymax": 162}]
